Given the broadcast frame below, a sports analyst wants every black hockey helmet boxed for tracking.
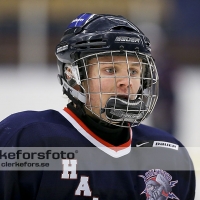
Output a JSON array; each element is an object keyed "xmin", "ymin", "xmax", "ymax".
[
  {"xmin": 55, "ymin": 13, "xmax": 159, "ymax": 127},
  {"xmin": 56, "ymin": 13, "xmax": 152, "ymax": 65}
]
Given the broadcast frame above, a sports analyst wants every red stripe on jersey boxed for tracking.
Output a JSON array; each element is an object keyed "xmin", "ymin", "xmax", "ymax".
[{"xmin": 63, "ymin": 107, "xmax": 131, "ymax": 152}]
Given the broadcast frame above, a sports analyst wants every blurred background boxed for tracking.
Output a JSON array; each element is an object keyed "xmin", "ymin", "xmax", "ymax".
[{"xmin": 0, "ymin": 0, "xmax": 200, "ymax": 198}]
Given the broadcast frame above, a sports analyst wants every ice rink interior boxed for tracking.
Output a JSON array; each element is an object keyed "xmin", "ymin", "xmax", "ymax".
[{"xmin": 1, "ymin": 0, "xmax": 200, "ymax": 198}]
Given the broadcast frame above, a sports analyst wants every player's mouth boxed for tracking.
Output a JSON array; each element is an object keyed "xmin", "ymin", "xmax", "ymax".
[
  {"xmin": 116, "ymin": 95, "xmax": 129, "ymax": 100},
  {"xmin": 115, "ymin": 94, "xmax": 136, "ymax": 101}
]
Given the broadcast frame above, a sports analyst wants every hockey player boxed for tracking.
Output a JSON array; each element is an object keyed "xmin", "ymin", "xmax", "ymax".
[{"xmin": 0, "ymin": 13, "xmax": 195, "ymax": 200}]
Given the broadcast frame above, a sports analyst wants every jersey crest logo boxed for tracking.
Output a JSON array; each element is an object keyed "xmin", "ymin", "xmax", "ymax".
[{"xmin": 139, "ymin": 169, "xmax": 179, "ymax": 200}]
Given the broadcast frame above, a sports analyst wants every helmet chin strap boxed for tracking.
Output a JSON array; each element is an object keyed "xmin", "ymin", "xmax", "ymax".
[{"xmin": 101, "ymin": 96, "xmax": 146, "ymax": 125}]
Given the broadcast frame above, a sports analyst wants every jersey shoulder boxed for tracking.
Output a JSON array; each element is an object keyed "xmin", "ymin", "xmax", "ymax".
[
  {"xmin": 132, "ymin": 123, "xmax": 183, "ymax": 146},
  {"xmin": 0, "ymin": 109, "xmax": 66, "ymax": 129},
  {"xmin": 0, "ymin": 110, "xmax": 72, "ymax": 147},
  {"xmin": 132, "ymin": 124, "xmax": 195, "ymax": 173}
]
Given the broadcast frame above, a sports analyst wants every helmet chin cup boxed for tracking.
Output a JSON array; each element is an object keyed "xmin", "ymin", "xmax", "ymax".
[{"xmin": 102, "ymin": 96, "xmax": 146, "ymax": 125}]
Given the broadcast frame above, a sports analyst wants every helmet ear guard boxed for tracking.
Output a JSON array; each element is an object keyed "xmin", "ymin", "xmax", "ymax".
[
  {"xmin": 64, "ymin": 64, "xmax": 81, "ymax": 87},
  {"xmin": 57, "ymin": 60, "xmax": 87, "ymax": 105}
]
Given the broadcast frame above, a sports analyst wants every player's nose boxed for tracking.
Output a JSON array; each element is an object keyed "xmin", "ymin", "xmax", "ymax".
[
  {"xmin": 116, "ymin": 76, "xmax": 133, "ymax": 88},
  {"xmin": 116, "ymin": 69, "xmax": 133, "ymax": 87}
]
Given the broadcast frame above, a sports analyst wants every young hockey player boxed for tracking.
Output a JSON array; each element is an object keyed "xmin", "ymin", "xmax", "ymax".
[{"xmin": 0, "ymin": 13, "xmax": 195, "ymax": 200}]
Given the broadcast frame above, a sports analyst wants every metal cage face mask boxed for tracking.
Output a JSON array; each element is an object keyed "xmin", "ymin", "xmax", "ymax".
[{"xmin": 63, "ymin": 50, "xmax": 159, "ymax": 128}]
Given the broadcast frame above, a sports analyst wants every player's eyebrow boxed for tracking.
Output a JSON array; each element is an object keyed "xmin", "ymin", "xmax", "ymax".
[{"xmin": 113, "ymin": 62, "xmax": 141, "ymax": 68}]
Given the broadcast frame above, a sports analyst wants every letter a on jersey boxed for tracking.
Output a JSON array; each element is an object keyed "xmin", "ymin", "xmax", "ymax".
[
  {"xmin": 75, "ymin": 176, "xmax": 92, "ymax": 196},
  {"xmin": 62, "ymin": 159, "xmax": 77, "ymax": 179}
]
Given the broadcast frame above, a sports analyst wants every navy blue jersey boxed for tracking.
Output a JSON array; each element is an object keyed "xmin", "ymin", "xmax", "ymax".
[{"xmin": 0, "ymin": 108, "xmax": 195, "ymax": 200}]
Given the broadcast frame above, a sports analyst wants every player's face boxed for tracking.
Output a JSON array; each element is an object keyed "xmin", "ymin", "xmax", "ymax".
[{"xmin": 82, "ymin": 55, "xmax": 141, "ymax": 121}]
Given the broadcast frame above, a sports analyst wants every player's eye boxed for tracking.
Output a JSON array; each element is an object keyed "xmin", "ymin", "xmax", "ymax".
[
  {"xmin": 105, "ymin": 67, "xmax": 115, "ymax": 74},
  {"xmin": 129, "ymin": 68, "xmax": 140, "ymax": 76}
]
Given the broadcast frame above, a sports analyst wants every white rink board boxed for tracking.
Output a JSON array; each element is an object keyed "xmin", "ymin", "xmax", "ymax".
[{"xmin": 0, "ymin": 65, "xmax": 68, "ymax": 120}]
